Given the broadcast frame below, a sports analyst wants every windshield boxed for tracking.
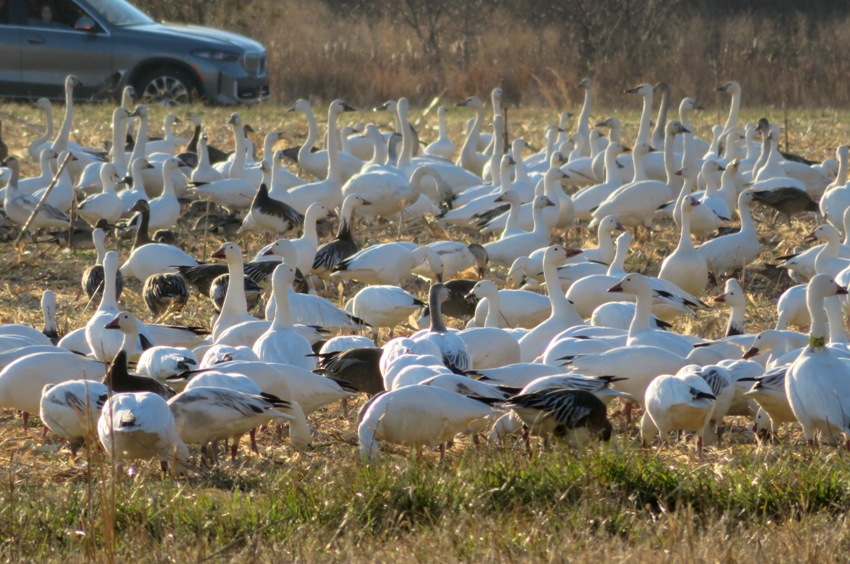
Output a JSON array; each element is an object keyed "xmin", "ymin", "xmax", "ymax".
[{"xmin": 84, "ymin": 0, "xmax": 154, "ymax": 26}]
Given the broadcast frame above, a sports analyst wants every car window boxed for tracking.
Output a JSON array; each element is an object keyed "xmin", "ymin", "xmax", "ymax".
[
  {"xmin": 84, "ymin": 0, "xmax": 151, "ymax": 26},
  {"xmin": 22, "ymin": 0, "xmax": 87, "ymax": 29}
]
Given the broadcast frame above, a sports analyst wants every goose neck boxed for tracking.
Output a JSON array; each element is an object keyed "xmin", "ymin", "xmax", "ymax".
[
  {"xmin": 676, "ymin": 206, "xmax": 694, "ymax": 252},
  {"xmin": 459, "ymin": 104, "xmax": 483, "ymax": 161},
  {"xmin": 229, "ymin": 125, "xmax": 246, "ymax": 175},
  {"xmin": 429, "ymin": 291, "xmax": 448, "ymax": 333},
  {"xmin": 628, "ymin": 287, "xmax": 653, "ymax": 338},
  {"xmin": 726, "ymin": 303, "xmax": 745, "ymax": 337},
  {"xmin": 132, "ymin": 208, "xmax": 151, "ymax": 249},
  {"xmin": 271, "ymin": 274, "xmax": 293, "ymax": 329},
  {"xmin": 652, "ymin": 91, "xmax": 669, "ymax": 149},
  {"xmin": 398, "ymin": 106, "xmax": 413, "ymax": 169},
  {"xmin": 543, "ymin": 254, "xmax": 571, "ymax": 316},
  {"xmin": 606, "ymin": 242, "xmax": 628, "ymax": 277},
  {"xmin": 663, "ymin": 132, "xmax": 678, "ymax": 184},
  {"xmin": 631, "ymin": 149, "xmax": 648, "ymax": 183},
  {"xmin": 482, "ymin": 290, "xmax": 501, "ymax": 327},
  {"xmin": 636, "ymin": 91, "xmax": 653, "ymax": 146},
  {"xmin": 806, "ymin": 288, "xmax": 830, "ymax": 349},
  {"xmin": 826, "ymin": 296, "xmax": 848, "ymax": 344},
  {"xmin": 101, "ymin": 261, "xmax": 119, "ymax": 312},
  {"xmin": 723, "ymin": 90, "xmax": 741, "ymax": 136},
  {"xmin": 129, "ymin": 115, "xmax": 148, "ymax": 163},
  {"xmin": 438, "ymin": 109, "xmax": 448, "ymax": 139},
  {"xmin": 221, "ymin": 253, "xmax": 248, "ymax": 317},
  {"xmin": 302, "ymin": 106, "xmax": 318, "ymax": 155},
  {"xmin": 577, "ymin": 89, "xmax": 593, "ymax": 156}
]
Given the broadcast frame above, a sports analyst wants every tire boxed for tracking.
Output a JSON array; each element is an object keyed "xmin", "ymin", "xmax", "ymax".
[{"xmin": 135, "ymin": 66, "xmax": 199, "ymax": 106}]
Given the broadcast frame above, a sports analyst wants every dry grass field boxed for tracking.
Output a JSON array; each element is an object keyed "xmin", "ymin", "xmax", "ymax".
[{"xmin": 2, "ymin": 99, "xmax": 850, "ymax": 560}]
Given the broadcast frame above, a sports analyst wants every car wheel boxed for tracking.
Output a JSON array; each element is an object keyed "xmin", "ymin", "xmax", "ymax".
[{"xmin": 136, "ymin": 67, "xmax": 198, "ymax": 106}]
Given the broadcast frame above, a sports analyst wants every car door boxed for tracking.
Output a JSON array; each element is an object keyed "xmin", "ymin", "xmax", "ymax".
[
  {"xmin": 19, "ymin": 0, "xmax": 113, "ymax": 98},
  {"xmin": 0, "ymin": 0, "xmax": 23, "ymax": 94}
]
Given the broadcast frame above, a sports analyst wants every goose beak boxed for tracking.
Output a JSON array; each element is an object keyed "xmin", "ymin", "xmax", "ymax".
[
  {"xmin": 360, "ymin": 198, "xmax": 372, "ymax": 206},
  {"xmin": 286, "ymin": 104, "xmax": 297, "ymax": 112},
  {"xmin": 326, "ymin": 210, "xmax": 338, "ymax": 219},
  {"xmin": 607, "ymin": 282, "xmax": 624, "ymax": 293},
  {"xmin": 712, "ymin": 293, "xmax": 727, "ymax": 303},
  {"xmin": 494, "ymin": 194, "xmax": 504, "ymax": 203},
  {"xmin": 803, "ymin": 230, "xmax": 819, "ymax": 243},
  {"xmin": 342, "ymin": 103, "xmax": 357, "ymax": 112},
  {"xmin": 560, "ymin": 171, "xmax": 570, "ymax": 179},
  {"xmin": 621, "ymin": 145, "xmax": 631, "ymax": 153},
  {"xmin": 262, "ymin": 248, "xmax": 276, "ymax": 256},
  {"xmin": 565, "ymin": 248, "xmax": 583, "ymax": 258},
  {"xmin": 615, "ymin": 222, "xmax": 626, "ymax": 231},
  {"xmin": 211, "ymin": 247, "xmax": 226, "ymax": 259},
  {"xmin": 436, "ymin": 272, "xmax": 443, "ymax": 283},
  {"xmin": 543, "ymin": 197, "xmax": 556, "ymax": 207},
  {"xmin": 674, "ymin": 169, "xmax": 684, "ymax": 177},
  {"xmin": 742, "ymin": 346, "xmax": 759, "ymax": 360},
  {"xmin": 681, "ymin": 126, "xmax": 692, "ymax": 134},
  {"xmin": 104, "ymin": 317, "xmax": 121, "ymax": 330},
  {"xmin": 716, "ymin": 85, "xmax": 728, "ymax": 92},
  {"xmin": 624, "ymin": 87, "xmax": 638, "ymax": 94},
  {"xmin": 455, "ymin": 100, "xmax": 469, "ymax": 108},
  {"xmin": 838, "ymin": 284, "xmax": 849, "ymax": 295}
]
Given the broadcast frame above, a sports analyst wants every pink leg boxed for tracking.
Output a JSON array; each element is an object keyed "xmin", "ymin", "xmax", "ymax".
[
  {"xmin": 276, "ymin": 424, "xmax": 283, "ymax": 442},
  {"xmin": 250, "ymin": 429, "xmax": 258, "ymax": 453},
  {"xmin": 624, "ymin": 403, "xmax": 632, "ymax": 426},
  {"xmin": 42, "ymin": 425, "xmax": 49, "ymax": 438},
  {"xmin": 231, "ymin": 436, "xmax": 240, "ymax": 460},
  {"xmin": 439, "ymin": 443, "xmax": 445, "ymax": 464},
  {"xmin": 22, "ymin": 411, "xmax": 30, "ymax": 430},
  {"xmin": 697, "ymin": 435, "xmax": 704, "ymax": 460}
]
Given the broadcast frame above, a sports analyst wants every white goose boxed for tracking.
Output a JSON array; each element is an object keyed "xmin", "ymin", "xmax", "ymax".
[
  {"xmin": 345, "ymin": 285, "xmax": 424, "ymax": 341},
  {"xmin": 2, "ymin": 157, "xmax": 70, "ymax": 231},
  {"xmin": 518, "ymin": 246, "xmax": 585, "ymax": 362},
  {"xmin": 331, "ymin": 243, "xmax": 444, "ymax": 286},
  {"xmin": 359, "ymin": 385, "xmax": 493, "ymax": 461},
  {"xmin": 697, "ymin": 190, "xmax": 761, "ymax": 279},
  {"xmin": 259, "ymin": 202, "xmax": 335, "ymax": 275},
  {"xmin": 412, "ymin": 284, "xmax": 472, "ymax": 372},
  {"xmin": 287, "ymin": 98, "xmax": 363, "ymax": 183},
  {"xmin": 785, "ymin": 274, "xmax": 850, "ymax": 447},
  {"xmin": 77, "ymin": 163, "xmax": 123, "ymax": 226},
  {"xmin": 252, "ymin": 264, "xmax": 316, "ymax": 371},
  {"xmin": 424, "ymin": 105, "xmax": 455, "ymax": 160},
  {"xmin": 190, "ymin": 133, "xmax": 226, "ymax": 184},
  {"xmin": 481, "ymin": 168, "xmax": 572, "ymax": 234},
  {"xmin": 483, "ymin": 195, "xmax": 555, "ymax": 267},
  {"xmin": 119, "ymin": 228, "xmax": 200, "ymax": 283},
  {"xmin": 458, "ymin": 281, "xmax": 522, "ymax": 369},
  {"xmin": 658, "ymin": 196, "xmax": 709, "ymax": 297},
  {"xmin": 117, "ymin": 158, "xmax": 154, "ymax": 215},
  {"xmin": 641, "ymin": 372, "xmax": 716, "ymax": 458},
  {"xmin": 98, "ymin": 391, "xmax": 190, "ymax": 473},
  {"xmin": 144, "ymin": 157, "xmax": 182, "ymax": 231},
  {"xmin": 455, "ymin": 96, "xmax": 489, "ymax": 176},
  {"xmin": 40, "ymin": 380, "xmax": 109, "ymax": 455}
]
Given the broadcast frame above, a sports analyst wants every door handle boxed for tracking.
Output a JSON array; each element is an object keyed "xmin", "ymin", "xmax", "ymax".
[{"xmin": 27, "ymin": 36, "xmax": 45, "ymax": 44}]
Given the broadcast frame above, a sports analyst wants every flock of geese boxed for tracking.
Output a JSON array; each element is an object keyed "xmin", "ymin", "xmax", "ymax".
[{"xmin": 1, "ymin": 73, "xmax": 849, "ymax": 474}]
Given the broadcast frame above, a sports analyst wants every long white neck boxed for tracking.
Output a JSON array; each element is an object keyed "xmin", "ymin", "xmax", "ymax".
[
  {"xmin": 198, "ymin": 137, "xmax": 211, "ymax": 170},
  {"xmin": 531, "ymin": 203, "xmax": 548, "ymax": 236},
  {"xmin": 271, "ymin": 274, "xmax": 294, "ymax": 330},
  {"xmin": 501, "ymin": 198, "xmax": 521, "ymax": 239},
  {"xmin": 652, "ymin": 90, "xmax": 669, "ymax": 150},
  {"xmin": 603, "ymin": 148, "xmax": 622, "ymax": 185},
  {"xmin": 826, "ymin": 296, "xmax": 848, "ymax": 345},
  {"xmin": 397, "ymin": 105, "xmax": 413, "ymax": 170},
  {"xmin": 458, "ymin": 103, "xmax": 483, "ymax": 165},
  {"xmin": 483, "ymin": 290, "xmax": 501, "ymax": 328},
  {"xmin": 302, "ymin": 208, "xmax": 321, "ymax": 245},
  {"xmin": 94, "ymin": 233, "xmax": 107, "ymax": 265},
  {"xmin": 300, "ymin": 106, "xmax": 318, "ymax": 164},
  {"xmin": 100, "ymin": 260, "xmax": 119, "ymax": 312},
  {"xmin": 161, "ymin": 165, "xmax": 176, "ymax": 198},
  {"xmin": 807, "ymin": 288, "xmax": 830, "ymax": 350},
  {"xmin": 543, "ymin": 254, "xmax": 574, "ymax": 319},
  {"xmin": 753, "ymin": 134, "xmax": 770, "ymax": 176},
  {"xmin": 723, "ymin": 89, "xmax": 741, "ymax": 136},
  {"xmin": 628, "ymin": 287, "xmax": 653, "ymax": 339},
  {"xmin": 636, "ymin": 91, "xmax": 653, "ymax": 146},
  {"xmin": 51, "ymin": 85, "xmax": 74, "ymax": 153},
  {"xmin": 663, "ymin": 131, "xmax": 679, "ymax": 185},
  {"xmin": 229, "ymin": 125, "xmax": 247, "ymax": 178},
  {"xmin": 726, "ymin": 301, "xmax": 745, "ymax": 337},
  {"xmin": 326, "ymin": 122, "xmax": 342, "ymax": 185},
  {"xmin": 438, "ymin": 109, "xmax": 448, "ymax": 140},
  {"xmin": 596, "ymin": 227, "xmax": 615, "ymax": 261},
  {"xmin": 41, "ymin": 104, "xmax": 54, "ymax": 142},
  {"xmin": 576, "ymin": 88, "xmax": 593, "ymax": 156},
  {"xmin": 606, "ymin": 240, "xmax": 628, "ymax": 277},
  {"xmin": 675, "ymin": 205, "xmax": 695, "ymax": 253},
  {"xmin": 129, "ymin": 115, "xmax": 148, "ymax": 164},
  {"xmin": 831, "ymin": 152, "xmax": 849, "ymax": 191},
  {"xmin": 220, "ymin": 253, "xmax": 248, "ymax": 322},
  {"xmin": 631, "ymin": 149, "xmax": 648, "ymax": 183}
]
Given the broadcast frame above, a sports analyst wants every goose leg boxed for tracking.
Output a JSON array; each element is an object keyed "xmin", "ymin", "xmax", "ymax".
[
  {"xmin": 231, "ymin": 436, "xmax": 240, "ymax": 460},
  {"xmin": 697, "ymin": 435, "xmax": 704, "ymax": 460},
  {"xmin": 522, "ymin": 427, "xmax": 532, "ymax": 458},
  {"xmin": 439, "ymin": 442, "xmax": 445, "ymax": 463},
  {"xmin": 249, "ymin": 429, "xmax": 258, "ymax": 453},
  {"xmin": 160, "ymin": 461, "xmax": 169, "ymax": 475}
]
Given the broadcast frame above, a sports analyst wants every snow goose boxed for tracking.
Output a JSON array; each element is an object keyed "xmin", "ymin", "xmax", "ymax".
[
  {"xmin": 658, "ymin": 196, "xmax": 709, "ymax": 297},
  {"xmin": 412, "ymin": 241, "xmax": 489, "ymax": 280},
  {"xmin": 188, "ymin": 174, "xmax": 256, "ymax": 212},
  {"xmin": 98, "ymin": 391, "xmax": 190, "ymax": 474},
  {"xmin": 412, "ymin": 284, "xmax": 472, "ymax": 372},
  {"xmin": 82, "ymin": 228, "xmax": 125, "ymax": 301},
  {"xmin": 29, "ymin": 98, "xmax": 55, "ymax": 160},
  {"xmin": 359, "ymin": 385, "xmax": 493, "ymax": 462},
  {"xmin": 0, "ymin": 351, "xmax": 103, "ymax": 426},
  {"xmin": 2, "ymin": 157, "xmax": 70, "ymax": 231},
  {"xmin": 741, "ymin": 365, "xmax": 795, "ymax": 435},
  {"xmin": 117, "ymin": 158, "xmax": 154, "ymax": 215},
  {"xmin": 505, "ymin": 388, "xmax": 613, "ymax": 449},
  {"xmin": 189, "ymin": 133, "xmax": 225, "ymax": 185},
  {"xmin": 311, "ymin": 194, "xmax": 371, "ymax": 278},
  {"xmin": 287, "ymin": 98, "xmax": 362, "ymax": 182},
  {"xmin": 18, "ymin": 146, "xmax": 56, "ymax": 194},
  {"xmin": 424, "ymin": 105, "xmax": 455, "ymax": 160},
  {"xmin": 697, "ymin": 190, "xmax": 761, "ymax": 279},
  {"xmin": 208, "ymin": 243, "xmax": 258, "ymax": 341},
  {"xmin": 518, "ymin": 246, "xmax": 584, "ymax": 361},
  {"xmin": 119, "ymin": 205, "xmax": 199, "ymax": 281},
  {"xmin": 607, "ymin": 273, "xmax": 697, "ymax": 355},
  {"xmin": 30, "ymin": 150, "xmax": 75, "ymax": 211},
  {"xmin": 261, "ymin": 202, "xmax": 336, "ymax": 275},
  {"xmin": 573, "ymin": 142, "xmax": 628, "ymax": 220},
  {"xmin": 102, "ymin": 314, "xmax": 176, "ymax": 398},
  {"xmin": 641, "ymin": 372, "xmax": 716, "ymax": 458},
  {"xmin": 467, "ymin": 363, "xmax": 563, "ymax": 388},
  {"xmin": 345, "ymin": 286, "xmax": 424, "ymax": 341},
  {"xmin": 668, "ymin": 162, "xmax": 727, "ymax": 238},
  {"xmin": 482, "ymin": 195, "xmax": 555, "ymax": 267},
  {"xmin": 712, "ymin": 278, "xmax": 748, "ymax": 337},
  {"xmin": 168, "ymin": 387, "xmax": 294, "ymax": 459},
  {"xmin": 40, "ymin": 380, "xmax": 109, "ymax": 455},
  {"xmin": 785, "ymin": 274, "xmax": 850, "ymax": 446},
  {"xmin": 454, "ymin": 96, "xmax": 489, "ymax": 176},
  {"xmin": 819, "ymin": 145, "xmax": 850, "ymax": 228},
  {"xmin": 332, "ymin": 242, "xmax": 444, "ymax": 286},
  {"xmin": 86, "ymin": 252, "xmax": 134, "ymax": 362},
  {"xmin": 143, "ymin": 157, "xmax": 182, "ymax": 231},
  {"xmin": 252, "ymin": 264, "xmax": 316, "ymax": 371},
  {"xmin": 677, "ymin": 364, "xmax": 734, "ymax": 445},
  {"xmin": 457, "ymin": 281, "xmax": 522, "ymax": 369},
  {"xmin": 146, "ymin": 114, "xmax": 186, "ymax": 156},
  {"xmin": 778, "ymin": 207, "xmax": 850, "ymax": 282},
  {"xmin": 482, "ymin": 168, "xmax": 573, "ymax": 234},
  {"xmin": 136, "ymin": 346, "xmax": 197, "ymax": 386},
  {"xmin": 470, "ymin": 287, "xmax": 551, "ymax": 330},
  {"xmin": 439, "ymin": 154, "xmax": 515, "ymax": 226}
]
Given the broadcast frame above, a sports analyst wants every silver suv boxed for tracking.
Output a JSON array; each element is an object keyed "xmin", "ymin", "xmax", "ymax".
[{"xmin": 0, "ymin": 0, "xmax": 269, "ymax": 104}]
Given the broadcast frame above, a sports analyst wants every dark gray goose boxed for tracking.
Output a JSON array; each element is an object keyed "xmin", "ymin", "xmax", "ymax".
[
  {"xmin": 504, "ymin": 388, "xmax": 613, "ymax": 448},
  {"xmin": 248, "ymin": 183, "xmax": 303, "ymax": 235},
  {"xmin": 209, "ymin": 273, "xmax": 262, "ymax": 313},
  {"xmin": 412, "ymin": 283, "xmax": 472, "ymax": 373},
  {"xmin": 311, "ymin": 347, "xmax": 385, "ymax": 396},
  {"xmin": 143, "ymin": 273, "xmax": 190, "ymax": 318},
  {"xmin": 312, "ymin": 194, "xmax": 371, "ymax": 278}
]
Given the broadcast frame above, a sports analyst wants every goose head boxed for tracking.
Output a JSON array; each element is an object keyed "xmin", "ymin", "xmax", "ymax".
[
  {"xmin": 41, "ymin": 289, "xmax": 57, "ymax": 327},
  {"xmin": 162, "ymin": 157, "xmax": 181, "ymax": 173},
  {"xmin": 701, "ymin": 159, "xmax": 725, "ymax": 179},
  {"xmin": 743, "ymin": 330, "xmax": 784, "ymax": 359},
  {"xmin": 104, "ymin": 311, "xmax": 143, "ymax": 335},
  {"xmin": 544, "ymin": 245, "xmax": 581, "ymax": 266},
  {"xmin": 724, "ymin": 159, "xmax": 741, "ymax": 177},
  {"xmin": 467, "ymin": 243, "xmax": 489, "ymax": 278},
  {"xmin": 129, "ymin": 199, "xmax": 150, "ymax": 214},
  {"xmin": 65, "ymin": 75, "xmax": 82, "ymax": 90},
  {"xmin": 666, "ymin": 120, "xmax": 690, "ymax": 137},
  {"xmin": 330, "ymin": 99, "xmax": 357, "ymax": 116},
  {"xmin": 679, "ymin": 97, "xmax": 704, "ymax": 113},
  {"xmin": 755, "ymin": 118, "xmax": 770, "ymax": 136},
  {"xmin": 595, "ymin": 116, "xmax": 621, "ymax": 130},
  {"xmin": 607, "ymin": 273, "xmax": 650, "ymax": 296},
  {"xmin": 544, "ymin": 166, "xmax": 569, "ymax": 187},
  {"xmin": 465, "ymin": 279, "xmax": 499, "ymax": 301},
  {"xmin": 263, "ymin": 238, "xmax": 297, "ymax": 263},
  {"xmin": 271, "ymin": 263, "xmax": 297, "ymax": 289},
  {"xmin": 532, "ymin": 194, "xmax": 556, "ymax": 210},
  {"xmin": 717, "ymin": 81, "xmax": 741, "ymax": 94},
  {"xmin": 836, "ymin": 145, "xmax": 850, "ymax": 163},
  {"xmin": 429, "ymin": 283, "xmax": 451, "ymax": 306},
  {"xmin": 129, "ymin": 104, "xmax": 148, "ymax": 119},
  {"xmin": 577, "ymin": 77, "xmax": 592, "ymax": 90},
  {"xmin": 437, "ymin": 105, "xmax": 446, "ymax": 117},
  {"xmin": 456, "ymin": 96, "xmax": 483, "ymax": 110},
  {"xmin": 211, "ymin": 241, "xmax": 242, "ymax": 261},
  {"xmin": 805, "ymin": 224, "xmax": 840, "ymax": 244},
  {"xmin": 494, "ymin": 189, "xmax": 521, "ymax": 205},
  {"xmin": 738, "ymin": 189, "xmax": 755, "ymax": 209},
  {"xmin": 188, "ymin": 113, "xmax": 202, "ymax": 127},
  {"xmin": 33, "ymin": 97, "xmax": 51, "ymax": 111},
  {"xmin": 164, "ymin": 114, "xmax": 179, "ymax": 127},
  {"xmin": 713, "ymin": 278, "xmax": 746, "ymax": 307},
  {"xmin": 808, "ymin": 273, "xmax": 848, "ymax": 300},
  {"xmin": 653, "ymin": 82, "xmax": 670, "ymax": 95},
  {"xmin": 374, "ymin": 100, "xmax": 396, "ymax": 112},
  {"xmin": 624, "ymin": 83, "xmax": 652, "ymax": 96},
  {"xmin": 491, "ymin": 87, "xmax": 503, "ymax": 105},
  {"xmin": 226, "ymin": 112, "xmax": 242, "ymax": 127},
  {"xmin": 91, "ymin": 227, "xmax": 107, "ymax": 251},
  {"xmin": 113, "ymin": 107, "xmax": 131, "ymax": 124},
  {"xmin": 600, "ymin": 215, "xmax": 625, "ymax": 234},
  {"xmin": 550, "ymin": 151, "xmax": 567, "ymax": 168},
  {"xmin": 287, "ymin": 99, "xmax": 311, "ymax": 113},
  {"xmin": 304, "ymin": 202, "xmax": 336, "ymax": 223}
]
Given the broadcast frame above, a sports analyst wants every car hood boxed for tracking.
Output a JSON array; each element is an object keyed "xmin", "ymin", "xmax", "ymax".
[{"xmin": 124, "ymin": 22, "xmax": 265, "ymax": 52}]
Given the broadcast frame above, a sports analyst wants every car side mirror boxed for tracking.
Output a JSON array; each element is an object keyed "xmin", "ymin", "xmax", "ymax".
[{"xmin": 74, "ymin": 16, "xmax": 96, "ymax": 31}]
